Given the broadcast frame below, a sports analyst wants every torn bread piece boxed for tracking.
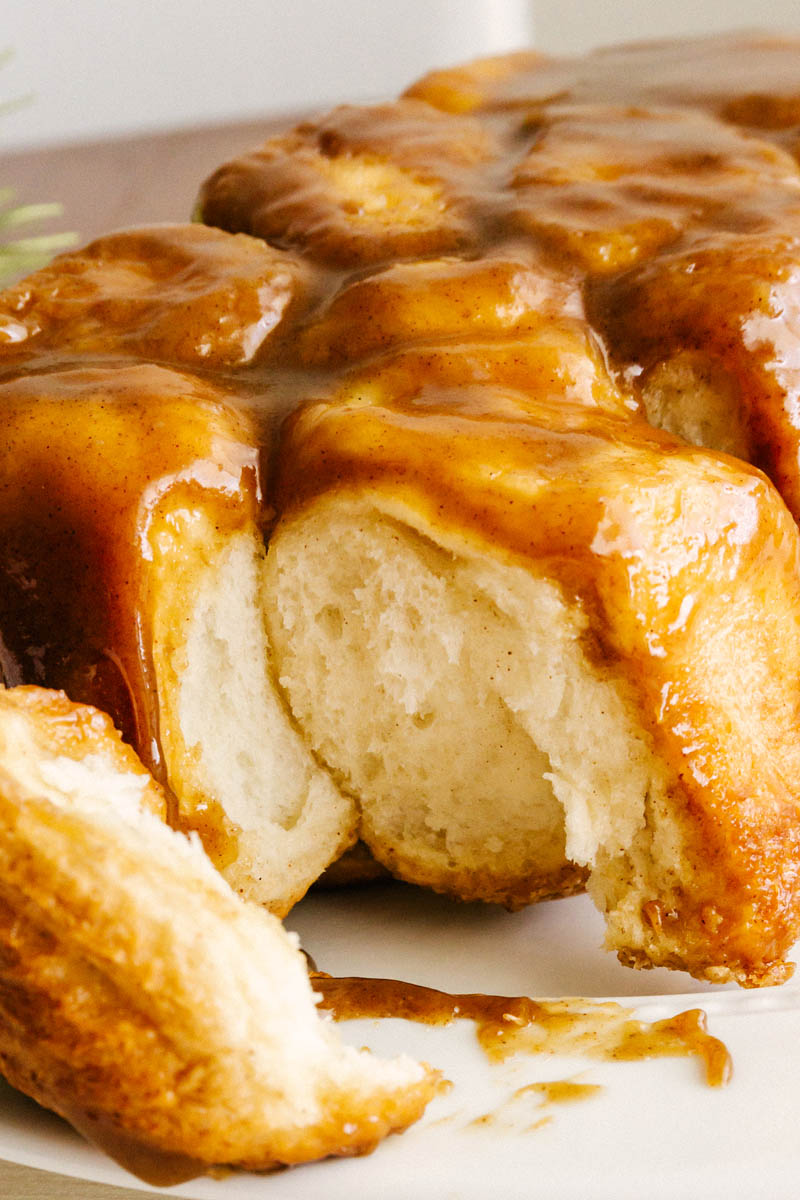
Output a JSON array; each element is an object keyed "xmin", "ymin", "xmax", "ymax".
[
  {"xmin": 0, "ymin": 363, "xmax": 355, "ymax": 915},
  {"xmin": 0, "ymin": 686, "xmax": 436, "ymax": 1179},
  {"xmin": 265, "ymin": 381, "xmax": 800, "ymax": 986},
  {"xmin": 148, "ymin": 500, "xmax": 357, "ymax": 911}
]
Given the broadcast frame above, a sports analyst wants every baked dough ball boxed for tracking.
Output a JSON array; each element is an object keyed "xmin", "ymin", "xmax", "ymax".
[
  {"xmin": 404, "ymin": 50, "xmax": 546, "ymax": 114},
  {"xmin": 0, "ymin": 362, "xmax": 355, "ymax": 915},
  {"xmin": 407, "ymin": 32, "xmax": 800, "ymax": 179},
  {"xmin": 333, "ymin": 323, "xmax": 635, "ymax": 419},
  {"xmin": 0, "ymin": 223, "xmax": 313, "ymax": 369},
  {"xmin": 0, "ymin": 686, "xmax": 434, "ymax": 1177},
  {"xmin": 590, "ymin": 233, "xmax": 800, "ymax": 523},
  {"xmin": 510, "ymin": 104, "xmax": 800, "ymax": 275},
  {"xmin": 266, "ymin": 380, "xmax": 800, "ymax": 985},
  {"xmin": 296, "ymin": 247, "xmax": 582, "ymax": 366},
  {"xmin": 413, "ymin": 35, "xmax": 800, "ymax": 539},
  {"xmin": 197, "ymin": 100, "xmax": 496, "ymax": 268}
]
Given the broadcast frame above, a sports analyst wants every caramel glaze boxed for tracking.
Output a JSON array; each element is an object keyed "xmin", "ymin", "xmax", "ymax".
[
  {"xmin": 313, "ymin": 975, "xmax": 731, "ymax": 1088},
  {"xmin": 0, "ymin": 362, "xmax": 261, "ymax": 790},
  {"xmin": 512, "ymin": 1079, "xmax": 602, "ymax": 1106},
  {"xmin": 3, "ymin": 38, "xmax": 800, "ymax": 977},
  {"xmin": 59, "ymin": 1105, "xmax": 212, "ymax": 1188},
  {"xmin": 469, "ymin": 1080, "xmax": 603, "ymax": 1131}
]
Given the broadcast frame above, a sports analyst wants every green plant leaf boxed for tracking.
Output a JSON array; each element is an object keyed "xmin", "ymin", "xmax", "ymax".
[{"xmin": 1, "ymin": 53, "xmax": 77, "ymax": 284}]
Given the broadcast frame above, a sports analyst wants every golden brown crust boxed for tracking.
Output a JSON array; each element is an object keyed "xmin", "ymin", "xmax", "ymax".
[
  {"xmin": 0, "ymin": 687, "xmax": 436, "ymax": 1177},
  {"xmin": 359, "ymin": 838, "xmax": 589, "ymax": 912}
]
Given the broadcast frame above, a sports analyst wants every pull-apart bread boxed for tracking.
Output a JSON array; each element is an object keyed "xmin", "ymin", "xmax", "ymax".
[
  {"xmin": 4, "ymin": 34, "xmax": 800, "ymax": 989},
  {"xmin": 0, "ymin": 686, "xmax": 435, "ymax": 1175}
]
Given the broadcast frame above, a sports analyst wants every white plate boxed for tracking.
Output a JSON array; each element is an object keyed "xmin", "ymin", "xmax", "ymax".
[{"xmin": 1, "ymin": 883, "xmax": 798, "ymax": 1199}]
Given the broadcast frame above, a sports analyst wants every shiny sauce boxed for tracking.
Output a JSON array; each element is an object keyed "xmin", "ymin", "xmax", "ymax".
[
  {"xmin": 469, "ymin": 1079, "xmax": 603, "ymax": 1132},
  {"xmin": 60, "ymin": 1103, "xmax": 213, "ymax": 1188},
  {"xmin": 313, "ymin": 975, "xmax": 732, "ymax": 1087}
]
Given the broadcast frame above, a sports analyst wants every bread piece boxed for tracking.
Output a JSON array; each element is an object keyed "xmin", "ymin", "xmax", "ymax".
[
  {"xmin": 331, "ymin": 324, "xmax": 634, "ymax": 419},
  {"xmin": 265, "ymin": 496, "xmax": 589, "ymax": 909},
  {"xmin": 0, "ymin": 363, "xmax": 355, "ymax": 915},
  {"xmin": 295, "ymin": 247, "xmax": 582, "ymax": 367},
  {"xmin": 404, "ymin": 50, "xmax": 547, "ymax": 114},
  {"xmin": 590, "ymin": 235, "xmax": 800, "ymax": 523},
  {"xmin": 265, "ymin": 376, "xmax": 800, "ymax": 985},
  {"xmin": 149, "ymin": 498, "xmax": 356, "ymax": 910},
  {"xmin": 197, "ymin": 100, "xmax": 496, "ymax": 268},
  {"xmin": 510, "ymin": 104, "xmax": 800, "ymax": 275},
  {"xmin": 0, "ymin": 686, "xmax": 435, "ymax": 1177},
  {"xmin": 0, "ymin": 223, "xmax": 314, "ymax": 370}
]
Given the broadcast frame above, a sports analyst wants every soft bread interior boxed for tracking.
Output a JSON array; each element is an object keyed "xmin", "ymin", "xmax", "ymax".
[
  {"xmin": 639, "ymin": 350, "xmax": 752, "ymax": 460},
  {"xmin": 263, "ymin": 495, "xmax": 673, "ymax": 911},
  {"xmin": 0, "ymin": 686, "xmax": 435, "ymax": 1173},
  {"xmin": 149, "ymin": 508, "xmax": 357, "ymax": 915}
]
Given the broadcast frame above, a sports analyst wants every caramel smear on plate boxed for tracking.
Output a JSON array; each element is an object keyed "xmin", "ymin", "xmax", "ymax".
[
  {"xmin": 314, "ymin": 975, "xmax": 732, "ymax": 1087},
  {"xmin": 469, "ymin": 1077, "xmax": 604, "ymax": 1132}
]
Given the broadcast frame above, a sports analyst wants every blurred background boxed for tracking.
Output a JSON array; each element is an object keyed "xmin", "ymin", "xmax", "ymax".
[{"xmin": 3, "ymin": 0, "xmax": 800, "ymax": 151}]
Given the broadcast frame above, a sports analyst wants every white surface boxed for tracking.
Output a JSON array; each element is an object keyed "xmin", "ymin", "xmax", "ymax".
[
  {"xmin": 1, "ymin": 882, "xmax": 799, "ymax": 1200},
  {"xmin": 1, "ymin": 0, "xmax": 533, "ymax": 150}
]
